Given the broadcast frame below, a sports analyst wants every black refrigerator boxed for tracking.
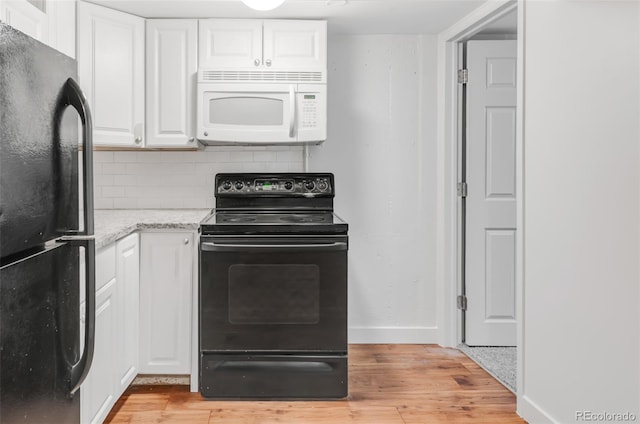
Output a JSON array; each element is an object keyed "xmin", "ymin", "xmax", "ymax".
[{"xmin": 0, "ymin": 23, "xmax": 96, "ymax": 423}]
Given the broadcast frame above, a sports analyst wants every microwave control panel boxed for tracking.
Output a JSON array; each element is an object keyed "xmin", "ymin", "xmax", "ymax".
[{"xmin": 300, "ymin": 94, "xmax": 319, "ymax": 129}]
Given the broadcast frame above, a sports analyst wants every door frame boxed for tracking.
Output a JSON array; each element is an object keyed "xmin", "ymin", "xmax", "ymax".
[{"xmin": 435, "ymin": 0, "xmax": 524, "ymax": 392}]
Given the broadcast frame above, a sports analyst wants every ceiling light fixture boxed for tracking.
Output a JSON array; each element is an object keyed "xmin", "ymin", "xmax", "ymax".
[{"xmin": 240, "ymin": 0, "xmax": 286, "ymax": 11}]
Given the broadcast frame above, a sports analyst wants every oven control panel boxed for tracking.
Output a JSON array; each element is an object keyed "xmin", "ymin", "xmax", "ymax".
[{"xmin": 215, "ymin": 173, "xmax": 334, "ymax": 196}]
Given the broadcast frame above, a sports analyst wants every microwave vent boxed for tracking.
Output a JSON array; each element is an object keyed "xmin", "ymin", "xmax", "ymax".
[{"xmin": 200, "ymin": 70, "xmax": 325, "ymax": 83}]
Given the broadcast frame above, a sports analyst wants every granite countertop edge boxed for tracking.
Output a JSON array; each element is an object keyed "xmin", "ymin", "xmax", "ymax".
[{"xmin": 94, "ymin": 209, "xmax": 211, "ymax": 249}]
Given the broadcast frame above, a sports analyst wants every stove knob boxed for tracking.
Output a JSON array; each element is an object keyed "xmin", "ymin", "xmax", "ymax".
[
  {"xmin": 234, "ymin": 181, "xmax": 244, "ymax": 191},
  {"xmin": 221, "ymin": 180, "xmax": 232, "ymax": 190},
  {"xmin": 284, "ymin": 181, "xmax": 293, "ymax": 191},
  {"xmin": 304, "ymin": 181, "xmax": 315, "ymax": 191},
  {"xmin": 317, "ymin": 180, "xmax": 329, "ymax": 192}
]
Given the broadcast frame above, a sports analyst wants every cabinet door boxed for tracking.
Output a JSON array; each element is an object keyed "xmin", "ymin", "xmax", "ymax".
[
  {"xmin": 115, "ymin": 233, "xmax": 139, "ymax": 395},
  {"xmin": 198, "ymin": 19, "xmax": 262, "ymax": 69},
  {"xmin": 77, "ymin": 1, "xmax": 144, "ymax": 147},
  {"xmin": 81, "ymin": 275, "xmax": 117, "ymax": 423},
  {"xmin": 46, "ymin": 0, "xmax": 76, "ymax": 58},
  {"xmin": 0, "ymin": 0, "xmax": 48, "ymax": 43},
  {"xmin": 263, "ymin": 20, "xmax": 326, "ymax": 70},
  {"xmin": 139, "ymin": 232, "xmax": 193, "ymax": 374},
  {"xmin": 146, "ymin": 19, "xmax": 198, "ymax": 148}
]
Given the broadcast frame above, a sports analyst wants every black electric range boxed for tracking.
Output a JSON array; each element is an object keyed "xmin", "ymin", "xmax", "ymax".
[
  {"xmin": 198, "ymin": 173, "xmax": 349, "ymax": 399},
  {"xmin": 199, "ymin": 173, "xmax": 348, "ymax": 236}
]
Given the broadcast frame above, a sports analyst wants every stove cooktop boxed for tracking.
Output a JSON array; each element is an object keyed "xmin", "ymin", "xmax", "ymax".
[
  {"xmin": 200, "ymin": 211, "xmax": 348, "ymax": 235},
  {"xmin": 201, "ymin": 173, "xmax": 348, "ymax": 235}
]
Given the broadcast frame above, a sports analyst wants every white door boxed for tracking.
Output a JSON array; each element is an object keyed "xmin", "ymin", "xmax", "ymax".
[
  {"xmin": 77, "ymin": 1, "xmax": 144, "ymax": 147},
  {"xmin": 263, "ymin": 20, "xmax": 327, "ymax": 70},
  {"xmin": 115, "ymin": 233, "xmax": 139, "ymax": 394},
  {"xmin": 198, "ymin": 19, "xmax": 262, "ymax": 69},
  {"xmin": 465, "ymin": 40, "xmax": 517, "ymax": 346},
  {"xmin": 146, "ymin": 19, "xmax": 198, "ymax": 148},
  {"xmin": 0, "ymin": 0, "xmax": 48, "ymax": 43},
  {"xmin": 139, "ymin": 232, "xmax": 193, "ymax": 374}
]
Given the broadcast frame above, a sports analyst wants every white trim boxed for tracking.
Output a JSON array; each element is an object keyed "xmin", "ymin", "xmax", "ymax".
[
  {"xmin": 518, "ymin": 394, "xmax": 556, "ymax": 424},
  {"xmin": 349, "ymin": 326, "xmax": 439, "ymax": 344},
  {"xmin": 515, "ymin": 0, "xmax": 526, "ymax": 404},
  {"xmin": 436, "ymin": 0, "xmax": 517, "ymax": 348},
  {"xmin": 436, "ymin": 0, "xmax": 526, "ymax": 421}
]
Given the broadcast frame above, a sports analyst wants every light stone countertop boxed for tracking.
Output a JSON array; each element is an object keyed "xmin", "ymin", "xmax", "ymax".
[{"xmin": 94, "ymin": 209, "xmax": 212, "ymax": 249}]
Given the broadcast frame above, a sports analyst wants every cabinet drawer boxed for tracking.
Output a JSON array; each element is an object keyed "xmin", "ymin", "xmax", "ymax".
[{"xmin": 96, "ymin": 243, "xmax": 116, "ymax": 291}]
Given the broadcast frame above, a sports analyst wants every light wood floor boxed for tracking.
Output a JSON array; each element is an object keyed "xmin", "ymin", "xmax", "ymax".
[{"xmin": 106, "ymin": 345, "xmax": 526, "ymax": 423}]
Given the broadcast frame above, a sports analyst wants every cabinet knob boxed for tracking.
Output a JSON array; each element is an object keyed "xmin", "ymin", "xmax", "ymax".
[
  {"xmin": 184, "ymin": 238, "xmax": 190, "ymax": 245},
  {"xmin": 265, "ymin": 59, "xmax": 272, "ymax": 67},
  {"xmin": 254, "ymin": 58, "xmax": 261, "ymax": 66},
  {"xmin": 188, "ymin": 137, "xmax": 195, "ymax": 143},
  {"xmin": 134, "ymin": 137, "xmax": 142, "ymax": 144}
]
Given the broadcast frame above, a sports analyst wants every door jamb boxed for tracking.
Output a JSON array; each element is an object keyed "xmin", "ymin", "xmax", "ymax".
[{"xmin": 435, "ymin": 0, "xmax": 524, "ymax": 404}]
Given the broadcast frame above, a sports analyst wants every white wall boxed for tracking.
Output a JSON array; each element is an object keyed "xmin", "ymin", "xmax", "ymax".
[
  {"xmin": 93, "ymin": 147, "xmax": 303, "ymax": 209},
  {"xmin": 309, "ymin": 34, "xmax": 439, "ymax": 343},
  {"xmin": 520, "ymin": 1, "xmax": 640, "ymax": 422}
]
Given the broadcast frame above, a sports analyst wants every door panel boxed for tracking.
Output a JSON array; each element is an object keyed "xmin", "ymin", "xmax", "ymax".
[
  {"xmin": 198, "ymin": 19, "xmax": 262, "ymax": 68},
  {"xmin": 146, "ymin": 19, "xmax": 198, "ymax": 147},
  {"xmin": 77, "ymin": 2, "xmax": 144, "ymax": 147},
  {"xmin": 139, "ymin": 232, "xmax": 192, "ymax": 374},
  {"xmin": 465, "ymin": 40, "xmax": 517, "ymax": 346}
]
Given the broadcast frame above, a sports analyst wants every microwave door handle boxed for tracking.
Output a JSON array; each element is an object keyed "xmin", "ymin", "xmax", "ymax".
[{"xmin": 289, "ymin": 85, "xmax": 296, "ymax": 138}]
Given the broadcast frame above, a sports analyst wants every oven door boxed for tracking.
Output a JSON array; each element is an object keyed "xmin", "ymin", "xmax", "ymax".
[
  {"xmin": 197, "ymin": 83, "xmax": 296, "ymax": 144},
  {"xmin": 199, "ymin": 235, "xmax": 347, "ymax": 353}
]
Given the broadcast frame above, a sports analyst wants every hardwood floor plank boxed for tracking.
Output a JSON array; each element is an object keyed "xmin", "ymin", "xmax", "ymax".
[{"xmin": 106, "ymin": 345, "xmax": 525, "ymax": 424}]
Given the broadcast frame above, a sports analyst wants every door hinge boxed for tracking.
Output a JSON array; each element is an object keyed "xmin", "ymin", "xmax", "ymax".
[
  {"xmin": 457, "ymin": 182, "xmax": 468, "ymax": 198},
  {"xmin": 457, "ymin": 68, "xmax": 468, "ymax": 84},
  {"xmin": 457, "ymin": 295, "xmax": 467, "ymax": 311}
]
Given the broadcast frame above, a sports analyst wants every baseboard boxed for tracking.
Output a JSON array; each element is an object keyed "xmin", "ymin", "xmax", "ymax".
[
  {"xmin": 518, "ymin": 394, "xmax": 556, "ymax": 423},
  {"xmin": 348, "ymin": 326, "xmax": 439, "ymax": 344}
]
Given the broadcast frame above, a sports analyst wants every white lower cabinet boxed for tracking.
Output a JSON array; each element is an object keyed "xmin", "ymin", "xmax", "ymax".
[
  {"xmin": 115, "ymin": 233, "xmax": 140, "ymax": 393},
  {"xmin": 81, "ymin": 230, "xmax": 196, "ymax": 423},
  {"xmin": 81, "ymin": 243, "xmax": 118, "ymax": 424},
  {"xmin": 81, "ymin": 233, "xmax": 139, "ymax": 424},
  {"xmin": 139, "ymin": 231, "xmax": 194, "ymax": 374}
]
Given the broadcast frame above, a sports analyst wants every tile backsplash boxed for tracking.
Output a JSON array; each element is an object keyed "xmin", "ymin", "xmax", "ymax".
[{"xmin": 93, "ymin": 146, "xmax": 304, "ymax": 209}]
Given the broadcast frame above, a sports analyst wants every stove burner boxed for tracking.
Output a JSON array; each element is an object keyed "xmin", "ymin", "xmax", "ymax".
[
  {"xmin": 279, "ymin": 215, "xmax": 328, "ymax": 223},
  {"xmin": 221, "ymin": 216, "xmax": 257, "ymax": 223}
]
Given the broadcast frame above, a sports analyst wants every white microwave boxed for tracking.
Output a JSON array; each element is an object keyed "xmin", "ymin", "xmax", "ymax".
[{"xmin": 197, "ymin": 74, "xmax": 326, "ymax": 145}]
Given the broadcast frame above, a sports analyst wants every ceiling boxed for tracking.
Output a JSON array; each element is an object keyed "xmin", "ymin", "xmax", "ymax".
[{"xmin": 83, "ymin": 0, "xmax": 491, "ymax": 35}]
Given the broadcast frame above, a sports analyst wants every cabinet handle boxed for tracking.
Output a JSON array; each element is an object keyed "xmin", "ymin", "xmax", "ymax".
[
  {"xmin": 184, "ymin": 238, "xmax": 190, "ymax": 245},
  {"xmin": 254, "ymin": 58, "xmax": 261, "ymax": 66},
  {"xmin": 134, "ymin": 137, "xmax": 142, "ymax": 144},
  {"xmin": 265, "ymin": 59, "xmax": 272, "ymax": 67}
]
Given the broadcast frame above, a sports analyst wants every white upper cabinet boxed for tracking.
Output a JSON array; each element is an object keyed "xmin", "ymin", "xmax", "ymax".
[
  {"xmin": 146, "ymin": 19, "xmax": 198, "ymax": 148},
  {"xmin": 46, "ymin": 0, "xmax": 75, "ymax": 57},
  {"xmin": 262, "ymin": 20, "xmax": 326, "ymax": 70},
  {"xmin": 199, "ymin": 19, "xmax": 326, "ymax": 71},
  {"xmin": 199, "ymin": 19, "xmax": 261, "ymax": 69},
  {"xmin": 0, "ymin": 0, "xmax": 48, "ymax": 44},
  {"xmin": 0, "ymin": 0, "xmax": 76, "ymax": 57},
  {"xmin": 77, "ymin": 1, "xmax": 144, "ymax": 147}
]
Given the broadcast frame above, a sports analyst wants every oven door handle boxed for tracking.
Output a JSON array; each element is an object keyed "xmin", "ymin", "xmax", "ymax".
[{"xmin": 201, "ymin": 241, "xmax": 347, "ymax": 252}]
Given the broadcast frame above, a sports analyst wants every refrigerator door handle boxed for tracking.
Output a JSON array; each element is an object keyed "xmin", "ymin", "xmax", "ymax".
[
  {"xmin": 56, "ymin": 77, "xmax": 94, "ymax": 235},
  {"xmin": 68, "ymin": 238, "xmax": 96, "ymax": 396},
  {"xmin": 55, "ymin": 78, "xmax": 96, "ymax": 395}
]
